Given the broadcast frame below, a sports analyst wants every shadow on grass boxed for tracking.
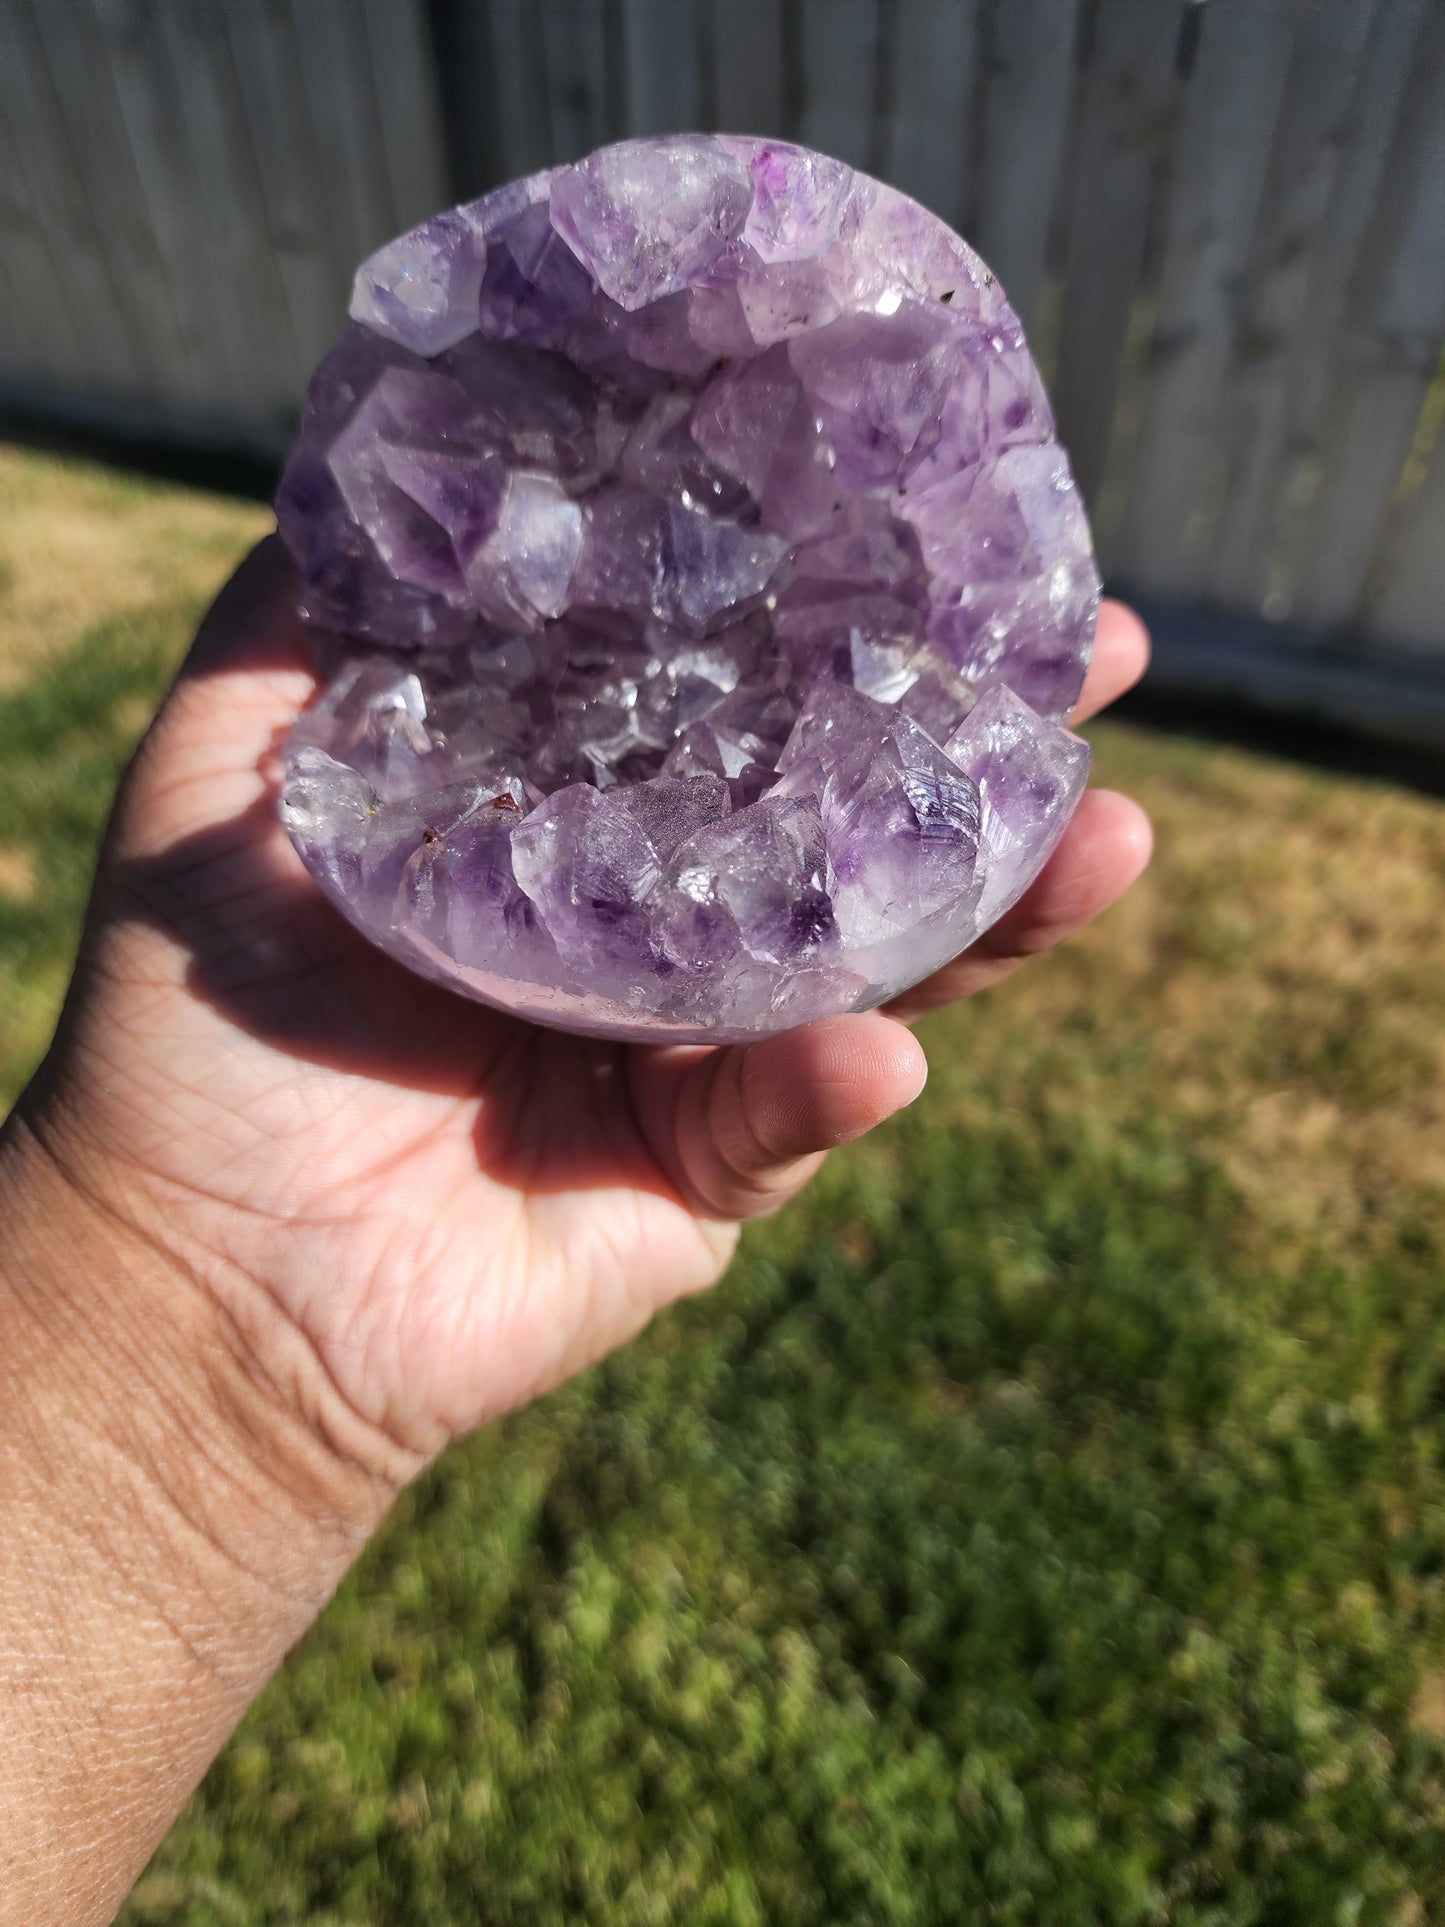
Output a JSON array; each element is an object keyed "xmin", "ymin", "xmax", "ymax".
[
  {"xmin": 1116, "ymin": 682, "xmax": 1445, "ymax": 802},
  {"xmin": 0, "ymin": 411, "xmax": 281, "ymax": 507}
]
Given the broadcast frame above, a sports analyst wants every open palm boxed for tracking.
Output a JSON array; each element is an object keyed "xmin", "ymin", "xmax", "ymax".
[{"xmin": 28, "ymin": 539, "xmax": 1150, "ymax": 1463}]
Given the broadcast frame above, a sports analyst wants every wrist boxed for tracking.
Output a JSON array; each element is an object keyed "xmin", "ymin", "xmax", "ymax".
[
  {"xmin": 0, "ymin": 1102, "xmax": 394, "ymax": 1612},
  {"xmin": 2, "ymin": 1077, "xmax": 421, "ymax": 1517},
  {"xmin": 0, "ymin": 1103, "xmax": 408, "ymax": 1922},
  {"xmin": 0, "ymin": 1099, "xmax": 407, "ymax": 1658}
]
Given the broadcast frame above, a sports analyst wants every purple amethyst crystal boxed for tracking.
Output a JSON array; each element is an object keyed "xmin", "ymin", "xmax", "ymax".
[{"xmin": 276, "ymin": 136, "xmax": 1097, "ymax": 1043}]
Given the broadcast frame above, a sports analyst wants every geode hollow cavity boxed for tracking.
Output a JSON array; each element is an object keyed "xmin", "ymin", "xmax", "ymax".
[{"xmin": 276, "ymin": 136, "xmax": 1098, "ymax": 1043}]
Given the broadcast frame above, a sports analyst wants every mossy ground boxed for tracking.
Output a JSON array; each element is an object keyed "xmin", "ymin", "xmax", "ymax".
[{"xmin": 3, "ymin": 442, "xmax": 1444, "ymax": 1924}]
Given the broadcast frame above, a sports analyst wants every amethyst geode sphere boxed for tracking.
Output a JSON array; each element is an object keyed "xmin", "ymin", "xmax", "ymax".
[{"xmin": 275, "ymin": 136, "xmax": 1098, "ymax": 1043}]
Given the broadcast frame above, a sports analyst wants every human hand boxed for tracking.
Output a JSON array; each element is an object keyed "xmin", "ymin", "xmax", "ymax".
[
  {"xmin": 15, "ymin": 536, "xmax": 1151, "ymax": 1474},
  {"xmin": 0, "ymin": 538, "xmax": 1148, "ymax": 1921}
]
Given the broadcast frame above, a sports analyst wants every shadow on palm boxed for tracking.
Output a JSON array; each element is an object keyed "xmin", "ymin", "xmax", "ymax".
[{"xmin": 101, "ymin": 789, "xmax": 682, "ymax": 1209}]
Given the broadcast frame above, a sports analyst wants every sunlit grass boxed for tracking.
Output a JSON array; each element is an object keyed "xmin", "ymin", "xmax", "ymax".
[
  {"xmin": 0, "ymin": 443, "xmax": 268, "ymax": 1097},
  {"xmin": 3, "ymin": 443, "xmax": 1445, "ymax": 1923}
]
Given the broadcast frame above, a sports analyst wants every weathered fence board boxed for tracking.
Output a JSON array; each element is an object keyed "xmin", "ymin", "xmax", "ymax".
[
  {"xmin": 1278, "ymin": 0, "xmax": 1433, "ymax": 458},
  {"xmin": 971, "ymin": 0, "xmax": 1080, "ymax": 344},
  {"xmin": 98, "ymin": 0, "xmax": 258, "ymax": 420},
  {"xmin": 1369, "ymin": 428, "xmax": 1445, "ymax": 660},
  {"xmin": 3, "ymin": 0, "xmax": 1444, "ymax": 728},
  {"xmin": 538, "ymin": 0, "xmax": 616, "ymax": 163},
  {"xmin": 1113, "ymin": 0, "xmax": 1293, "ymax": 595},
  {"xmin": 622, "ymin": 0, "xmax": 705, "ymax": 137},
  {"xmin": 798, "ymin": 0, "xmax": 880, "ymax": 174},
  {"xmin": 1205, "ymin": 0, "xmax": 1390, "ymax": 615},
  {"xmin": 10, "ymin": 0, "xmax": 187, "ymax": 400},
  {"xmin": 712, "ymin": 0, "xmax": 787, "ymax": 139},
  {"xmin": 362, "ymin": 0, "xmax": 453, "ymax": 234},
  {"xmin": 1051, "ymin": 0, "xmax": 1181, "ymax": 512},
  {"xmin": 290, "ymin": 0, "xmax": 403, "ymax": 274},
  {"xmin": 1290, "ymin": 0, "xmax": 1445, "ymax": 630},
  {"xmin": 477, "ymin": 2, "xmax": 552, "ymax": 181},
  {"xmin": 221, "ymin": 0, "xmax": 350, "ymax": 381},
  {"xmin": 157, "ymin": 0, "xmax": 304, "ymax": 415},
  {"xmin": 882, "ymin": 0, "xmax": 976, "ymax": 226},
  {"xmin": 0, "ymin": 22, "xmax": 96, "ymax": 388}
]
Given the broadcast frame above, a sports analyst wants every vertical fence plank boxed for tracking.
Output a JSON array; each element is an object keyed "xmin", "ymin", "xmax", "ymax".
[
  {"xmin": 1273, "ymin": 0, "xmax": 1430, "ymax": 467},
  {"xmin": 221, "ymin": 0, "xmax": 348, "ymax": 380},
  {"xmin": 973, "ymin": 0, "xmax": 1080, "ymax": 339},
  {"xmin": 156, "ymin": 0, "xmax": 303, "ymax": 419},
  {"xmin": 0, "ymin": 246, "xmax": 41, "ymax": 384},
  {"xmin": 623, "ymin": 0, "xmax": 704, "ymax": 136},
  {"xmin": 1219, "ymin": 0, "xmax": 1431, "ymax": 620},
  {"xmin": 290, "ymin": 0, "xmax": 399, "ymax": 274},
  {"xmin": 0, "ymin": 159, "xmax": 53, "ymax": 385},
  {"xmin": 798, "ymin": 0, "xmax": 880, "ymax": 172},
  {"xmin": 0, "ymin": 118, "xmax": 43, "ymax": 377},
  {"xmin": 882, "ymin": 0, "xmax": 977, "ymax": 224},
  {"xmin": 539, "ymin": 0, "xmax": 616, "ymax": 164},
  {"xmin": 22, "ymin": 0, "xmax": 196, "ymax": 402},
  {"xmin": 712, "ymin": 0, "xmax": 786, "ymax": 137},
  {"xmin": 362, "ymin": 0, "xmax": 452, "ymax": 232},
  {"xmin": 481, "ymin": 0, "xmax": 553, "ymax": 179},
  {"xmin": 92, "ymin": 0, "xmax": 257, "ymax": 420},
  {"xmin": 1289, "ymin": 2, "xmax": 1445, "ymax": 630},
  {"xmin": 1205, "ymin": 0, "xmax": 1389, "ymax": 614},
  {"xmin": 1051, "ymin": 0, "xmax": 1182, "ymax": 517},
  {"xmin": 1113, "ymin": 0, "xmax": 1292, "ymax": 598},
  {"xmin": 0, "ymin": 26, "xmax": 96, "ymax": 388},
  {"xmin": 1367, "ymin": 426, "xmax": 1445, "ymax": 657}
]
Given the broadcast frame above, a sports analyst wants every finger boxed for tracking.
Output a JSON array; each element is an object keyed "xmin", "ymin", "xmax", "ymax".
[
  {"xmin": 633, "ymin": 1012, "xmax": 928, "ymax": 1222},
  {"xmin": 1070, "ymin": 600, "xmax": 1150, "ymax": 725},
  {"xmin": 885, "ymin": 789, "xmax": 1153, "ymax": 1020},
  {"xmin": 179, "ymin": 532, "xmax": 311, "ymax": 682}
]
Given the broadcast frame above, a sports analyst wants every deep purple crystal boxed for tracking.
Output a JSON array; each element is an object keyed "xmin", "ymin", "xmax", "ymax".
[{"xmin": 276, "ymin": 136, "xmax": 1097, "ymax": 1043}]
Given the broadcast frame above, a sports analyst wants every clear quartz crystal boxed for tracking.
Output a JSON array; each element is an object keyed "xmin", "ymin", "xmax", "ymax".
[{"xmin": 276, "ymin": 135, "xmax": 1098, "ymax": 1043}]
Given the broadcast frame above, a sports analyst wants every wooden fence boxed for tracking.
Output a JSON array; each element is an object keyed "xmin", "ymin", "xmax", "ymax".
[{"xmin": 2, "ymin": 0, "xmax": 1443, "ymax": 740}]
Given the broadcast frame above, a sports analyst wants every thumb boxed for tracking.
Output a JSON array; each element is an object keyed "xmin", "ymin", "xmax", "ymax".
[
  {"xmin": 631, "ymin": 1012, "xmax": 929, "ymax": 1223},
  {"xmin": 113, "ymin": 535, "xmax": 316, "ymax": 863}
]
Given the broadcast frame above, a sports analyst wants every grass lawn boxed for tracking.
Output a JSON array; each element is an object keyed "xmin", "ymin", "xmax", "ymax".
[{"xmin": 4, "ymin": 440, "xmax": 1445, "ymax": 1924}]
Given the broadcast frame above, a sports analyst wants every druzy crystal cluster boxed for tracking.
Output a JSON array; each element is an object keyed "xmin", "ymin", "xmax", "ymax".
[{"xmin": 276, "ymin": 136, "xmax": 1098, "ymax": 1042}]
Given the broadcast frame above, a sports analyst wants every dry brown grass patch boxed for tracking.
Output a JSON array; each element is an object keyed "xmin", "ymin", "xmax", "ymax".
[
  {"xmin": 0, "ymin": 443, "xmax": 268, "ymax": 690},
  {"xmin": 0, "ymin": 848, "xmax": 36, "ymax": 900}
]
